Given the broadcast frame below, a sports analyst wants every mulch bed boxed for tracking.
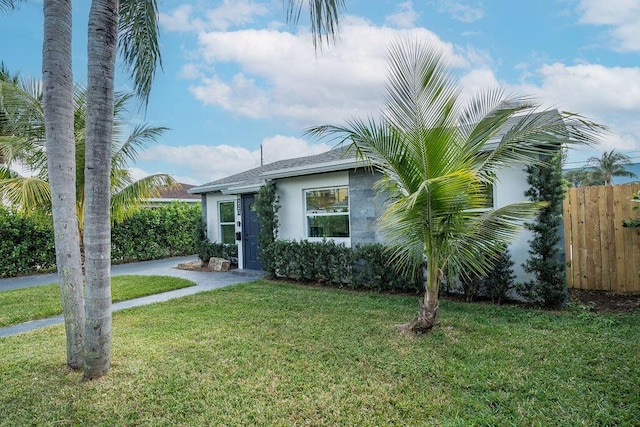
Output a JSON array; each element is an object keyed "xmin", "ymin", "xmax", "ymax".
[
  {"xmin": 568, "ymin": 289, "xmax": 640, "ymax": 314},
  {"xmin": 177, "ymin": 263, "xmax": 639, "ymax": 314}
]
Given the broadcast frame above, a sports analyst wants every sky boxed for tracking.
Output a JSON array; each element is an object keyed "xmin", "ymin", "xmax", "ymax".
[{"xmin": 1, "ymin": 0, "xmax": 639, "ymax": 185}]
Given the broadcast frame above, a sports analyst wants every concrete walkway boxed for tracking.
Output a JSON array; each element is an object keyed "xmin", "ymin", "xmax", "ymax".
[{"xmin": 0, "ymin": 256, "xmax": 265, "ymax": 338}]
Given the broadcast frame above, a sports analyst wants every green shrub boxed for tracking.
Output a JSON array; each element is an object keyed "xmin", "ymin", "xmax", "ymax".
[
  {"xmin": 0, "ymin": 208, "xmax": 56, "ymax": 277},
  {"xmin": 268, "ymin": 239, "xmax": 352, "ymax": 285},
  {"xmin": 522, "ymin": 153, "xmax": 567, "ymax": 307},
  {"xmin": 112, "ymin": 203, "xmax": 202, "ymax": 263},
  {"xmin": 482, "ymin": 245, "xmax": 516, "ymax": 304},
  {"xmin": 351, "ymin": 244, "xmax": 421, "ymax": 293},
  {"xmin": 254, "ymin": 183, "xmax": 280, "ymax": 276},
  {"xmin": 194, "ymin": 220, "xmax": 238, "ymax": 263},
  {"xmin": 263, "ymin": 240, "xmax": 420, "ymax": 293}
]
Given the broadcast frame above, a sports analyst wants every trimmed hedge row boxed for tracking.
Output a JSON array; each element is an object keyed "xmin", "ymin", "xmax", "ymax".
[
  {"xmin": 111, "ymin": 203, "xmax": 202, "ymax": 263},
  {"xmin": 0, "ymin": 208, "xmax": 56, "ymax": 277},
  {"xmin": 0, "ymin": 203, "xmax": 201, "ymax": 277},
  {"xmin": 263, "ymin": 240, "xmax": 421, "ymax": 294}
]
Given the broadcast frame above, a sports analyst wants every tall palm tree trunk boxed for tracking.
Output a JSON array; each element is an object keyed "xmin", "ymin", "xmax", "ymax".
[
  {"xmin": 83, "ymin": 0, "xmax": 117, "ymax": 381},
  {"xmin": 42, "ymin": 0, "xmax": 85, "ymax": 369}
]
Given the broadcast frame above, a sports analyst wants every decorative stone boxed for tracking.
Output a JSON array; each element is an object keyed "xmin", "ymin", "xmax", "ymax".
[
  {"xmin": 177, "ymin": 260, "xmax": 204, "ymax": 271},
  {"xmin": 209, "ymin": 257, "xmax": 231, "ymax": 272}
]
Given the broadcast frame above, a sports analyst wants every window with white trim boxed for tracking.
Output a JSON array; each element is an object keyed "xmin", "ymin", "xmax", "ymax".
[
  {"xmin": 305, "ymin": 186, "xmax": 350, "ymax": 238},
  {"xmin": 219, "ymin": 201, "xmax": 235, "ymax": 244}
]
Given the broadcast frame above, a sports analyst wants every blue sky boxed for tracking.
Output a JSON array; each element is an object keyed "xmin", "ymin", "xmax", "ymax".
[{"xmin": 2, "ymin": 0, "xmax": 639, "ymax": 185}]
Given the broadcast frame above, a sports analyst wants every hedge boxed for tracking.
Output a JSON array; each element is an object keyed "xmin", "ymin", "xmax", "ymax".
[
  {"xmin": 263, "ymin": 240, "xmax": 421, "ymax": 294},
  {"xmin": 0, "ymin": 203, "xmax": 202, "ymax": 277},
  {"xmin": 111, "ymin": 203, "xmax": 202, "ymax": 263},
  {"xmin": 0, "ymin": 208, "xmax": 56, "ymax": 277}
]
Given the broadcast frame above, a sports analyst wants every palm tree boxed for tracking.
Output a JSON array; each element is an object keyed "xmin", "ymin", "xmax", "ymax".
[
  {"xmin": 42, "ymin": 0, "xmax": 85, "ymax": 369},
  {"xmin": 586, "ymin": 150, "xmax": 637, "ymax": 185},
  {"xmin": 309, "ymin": 41, "xmax": 602, "ymax": 333},
  {"xmin": 80, "ymin": 0, "xmax": 347, "ymax": 380},
  {"xmin": 0, "ymin": 79, "xmax": 174, "ymax": 227}
]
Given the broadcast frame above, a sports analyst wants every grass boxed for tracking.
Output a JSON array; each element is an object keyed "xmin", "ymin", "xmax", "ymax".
[
  {"xmin": 0, "ymin": 275, "xmax": 195, "ymax": 327},
  {"xmin": 0, "ymin": 280, "xmax": 638, "ymax": 426}
]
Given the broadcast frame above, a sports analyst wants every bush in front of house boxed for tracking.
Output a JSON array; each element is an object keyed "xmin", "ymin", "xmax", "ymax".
[
  {"xmin": 268, "ymin": 239, "xmax": 352, "ymax": 285},
  {"xmin": 444, "ymin": 244, "xmax": 517, "ymax": 303},
  {"xmin": 351, "ymin": 243, "xmax": 421, "ymax": 293},
  {"xmin": 112, "ymin": 202, "xmax": 202, "ymax": 263},
  {"xmin": 522, "ymin": 153, "xmax": 567, "ymax": 307},
  {"xmin": 194, "ymin": 220, "xmax": 238, "ymax": 264},
  {"xmin": 0, "ymin": 207, "xmax": 56, "ymax": 277},
  {"xmin": 262, "ymin": 240, "xmax": 421, "ymax": 293}
]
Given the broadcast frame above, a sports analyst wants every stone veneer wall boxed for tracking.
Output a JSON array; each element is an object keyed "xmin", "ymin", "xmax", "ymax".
[{"xmin": 348, "ymin": 169, "xmax": 386, "ymax": 247}]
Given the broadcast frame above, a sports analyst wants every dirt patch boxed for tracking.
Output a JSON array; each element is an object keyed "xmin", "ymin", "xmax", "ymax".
[{"xmin": 568, "ymin": 289, "xmax": 640, "ymax": 314}]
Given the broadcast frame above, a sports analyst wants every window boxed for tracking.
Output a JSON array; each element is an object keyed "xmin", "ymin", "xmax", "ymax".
[
  {"xmin": 219, "ymin": 201, "xmax": 235, "ymax": 244},
  {"xmin": 305, "ymin": 186, "xmax": 349, "ymax": 238}
]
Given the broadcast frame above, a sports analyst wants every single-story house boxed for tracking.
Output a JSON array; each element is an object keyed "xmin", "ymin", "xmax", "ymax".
[{"xmin": 189, "ymin": 135, "xmax": 541, "ymax": 281}]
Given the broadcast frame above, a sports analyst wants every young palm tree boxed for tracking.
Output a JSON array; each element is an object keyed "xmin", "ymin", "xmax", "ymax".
[
  {"xmin": 309, "ymin": 41, "xmax": 602, "ymax": 333},
  {"xmin": 586, "ymin": 150, "xmax": 637, "ymax": 185}
]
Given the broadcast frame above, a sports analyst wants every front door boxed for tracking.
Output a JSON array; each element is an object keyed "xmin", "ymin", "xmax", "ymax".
[{"xmin": 242, "ymin": 194, "xmax": 262, "ymax": 270}]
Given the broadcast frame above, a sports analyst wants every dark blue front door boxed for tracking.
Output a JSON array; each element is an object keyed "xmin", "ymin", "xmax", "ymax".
[{"xmin": 242, "ymin": 194, "xmax": 262, "ymax": 270}]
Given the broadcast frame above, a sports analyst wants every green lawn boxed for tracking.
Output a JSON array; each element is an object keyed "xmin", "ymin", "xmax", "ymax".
[
  {"xmin": 0, "ymin": 275, "xmax": 195, "ymax": 327},
  {"xmin": 0, "ymin": 281, "xmax": 638, "ymax": 426}
]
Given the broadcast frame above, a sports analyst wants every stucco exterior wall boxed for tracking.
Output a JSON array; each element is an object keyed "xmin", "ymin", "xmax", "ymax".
[
  {"xmin": 276, "ymin": 171, "xmax": 350, "ymax": 245},
  {"xmin": 494, "ymin": 163, "xmax": 534, "ymax": 282}
]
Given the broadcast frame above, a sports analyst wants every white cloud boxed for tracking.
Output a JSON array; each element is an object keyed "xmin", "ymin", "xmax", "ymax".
[
  {"xmin": 204, "ymin": 0, "xmax": 269, "ymax": 31},
  {"xmin": 512, "ymin": 62, "xmax": 640, "ymax": 156},
  {"xmin": 137, "ymin": 136, "xmax": 332, "ymax": 184},
  {"xmin": 438, "ymin": 1, "xmax": 485, "ymax": 23},
  {"xmin": 158, "ymin": 4, "xmax": 196, "ymax": 33},
  {"xmin": 576, "ymin": 0, "xmax": 640, "ymax": 52},
  {"xmin": 385, "ymin": 1, "xmax": 419, "ymax": 29},
  {"xmin": 187, "ymin": 19, "xmax": 465, "ymax": 127},
  {"xmin": 261, "ymin": 135, "xmax": 331, "ymax": 164},
  {"xmin": 159, "ymin": 0, "xmax": 269, "ymax": 33}
]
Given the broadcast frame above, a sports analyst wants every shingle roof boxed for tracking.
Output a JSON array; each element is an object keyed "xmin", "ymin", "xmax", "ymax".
[
  {"xmin": 156, "ymin": 183, "xmax": 200, "ymax": 200},
  {"xmin": 190, "ymin": 147, "xmax": 354, "ymax": 194},
  {"xmin": 190, "ymin": 110, "xmax": 562, "ymax": 195}
]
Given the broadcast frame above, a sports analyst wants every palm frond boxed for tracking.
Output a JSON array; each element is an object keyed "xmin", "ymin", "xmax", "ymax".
[
  {"xmin": 0, "ymin": 0, "xmax": 24, "ymax": 14},
  {"xmin": 445, "ymin": 201, "xmax": 544, "ymax": 278},
  {"xmin": 285, "ymin": 0, "xmax": 345, "ymax": 50},
  {"xmin": 111, "ymin": 173, "xmax": 176, "ymax": 223},
  {"xmin": 112, "ymin": 123, "xmax": 168, "ymax": 171},
  {"xmin": 0, "ymin": 176, "xmax": 51, "ymax": 214},
  {"xmin": 118, "ymin": 0, "xmax": 162, "ymax": 105}
]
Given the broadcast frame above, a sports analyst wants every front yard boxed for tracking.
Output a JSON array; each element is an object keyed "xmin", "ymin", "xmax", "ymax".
[{"xmin": 0, "ymin": 280, "xmax": 638, "ymax": 425}]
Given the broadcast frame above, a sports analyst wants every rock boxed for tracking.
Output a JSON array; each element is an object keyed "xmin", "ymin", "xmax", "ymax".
[
  {"xmin": 177, "ymin": 260, "xmax": 204, "ymax": 271},
  {"xmin": 209, "ymin": 257, "xmax": 231, "ymax": 272}
]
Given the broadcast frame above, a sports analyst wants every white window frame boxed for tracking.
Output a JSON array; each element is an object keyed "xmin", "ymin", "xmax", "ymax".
[
  {"xmin": 304, "ymin": 185, "xmax": 350, "ymax": 243},
  {"xmin": 218, "ymin": 200, "xmax": 236, "ymax": 245}
]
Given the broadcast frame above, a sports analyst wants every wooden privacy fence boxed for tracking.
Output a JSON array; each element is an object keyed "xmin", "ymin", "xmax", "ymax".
[{"xmin": 563, "ymin": 183, "xmax": 640, "ymax": 294}]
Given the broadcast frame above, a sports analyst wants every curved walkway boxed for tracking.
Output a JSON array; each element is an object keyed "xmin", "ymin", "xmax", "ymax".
[{"xmin": 0, "ymin": 256, "xmax": 264, "ymax": 338}]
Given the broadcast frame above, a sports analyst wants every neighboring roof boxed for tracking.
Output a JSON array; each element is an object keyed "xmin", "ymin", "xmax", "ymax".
[
  {"xmin": 153, "ymin": 183, "xmax": 201, "ymax": 200},
  {"xmin": 189, "ymin": 147, "xmax": 358, "ymax": 194}
]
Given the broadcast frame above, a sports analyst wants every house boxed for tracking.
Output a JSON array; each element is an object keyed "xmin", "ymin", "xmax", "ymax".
[
  {"xmin": 145, "ymin": 183, "xmax": 201, "ymax": 207},
  {"xmin": 189, "ymin": 144, "xmax": 535, "ymax": 280}
]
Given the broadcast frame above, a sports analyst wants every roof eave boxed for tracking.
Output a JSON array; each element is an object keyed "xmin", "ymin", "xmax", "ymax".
[
  {"xmin": 188, "ymin": 181, "xmax": 243, "ymax": 194},
  {"xmin": 260, "ymin": 158, "xmax": 360, "ymax": 180}
]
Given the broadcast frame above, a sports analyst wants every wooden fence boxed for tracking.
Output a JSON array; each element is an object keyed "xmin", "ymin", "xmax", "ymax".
[{"xmin": 563, "ymin": 183, "xmax": 640, "ymax": 293}]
